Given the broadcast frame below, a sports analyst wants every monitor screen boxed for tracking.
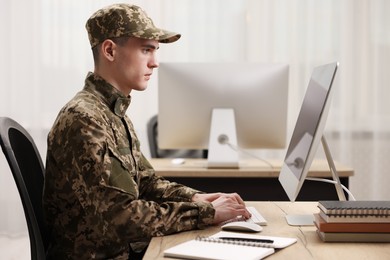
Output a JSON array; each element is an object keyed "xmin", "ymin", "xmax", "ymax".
[
  {"xmin": 158, "ymin": 62, "xmax": 289, "ymax": 168},
  {"xmin": 278, "ymin": 62, "xmax": 338, "ymax": 202}
]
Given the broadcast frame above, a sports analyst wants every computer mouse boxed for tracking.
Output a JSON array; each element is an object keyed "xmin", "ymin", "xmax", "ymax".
[
  {"xmin": 221, "ymin": 222, "xmax": 263, "ymax": 233},
  {"xmin": 171, "ymin": 158, "xmax": 185, "ymax": 165}
]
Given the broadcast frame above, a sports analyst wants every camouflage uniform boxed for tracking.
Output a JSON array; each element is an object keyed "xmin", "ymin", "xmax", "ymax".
[
  {"xmin": 43, "ymin": 73, "xmax": 215, "ymax": 259},
  {"xmin": 43, "ymin": 4, "xmax": 214, "ymax": 259}
]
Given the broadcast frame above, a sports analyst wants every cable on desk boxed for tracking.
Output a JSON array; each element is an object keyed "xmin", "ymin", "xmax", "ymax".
[{"xmin": 306, "ymin": 177, "xmax": 356, "ymax": 201}]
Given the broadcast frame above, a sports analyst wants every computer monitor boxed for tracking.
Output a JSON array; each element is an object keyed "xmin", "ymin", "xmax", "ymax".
[
  {"xmin": 158, "ymin": 62, "xmax": 289, "ymax": 168},
  {"xmin": 278, "ymin": 62, "xmax": 345, "ymax": 225}
]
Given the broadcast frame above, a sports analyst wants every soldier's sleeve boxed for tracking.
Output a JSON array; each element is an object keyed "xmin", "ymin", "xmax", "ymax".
[
  {"xmin": 54, "ymin": 113, "xmax": 215, "ymax": 243},
  {"xmin": 137, "ymin": 153, "xmax": 203, "ymax": 203}
]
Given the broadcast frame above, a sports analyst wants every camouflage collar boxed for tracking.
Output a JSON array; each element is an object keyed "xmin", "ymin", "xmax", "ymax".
[{"xmin": 84, "ymin": 72, "xmax": 131, "ymax": 118}]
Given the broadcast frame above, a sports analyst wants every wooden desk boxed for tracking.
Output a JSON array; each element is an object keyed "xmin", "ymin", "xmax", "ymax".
[
  {"xmin": 144, "ymin": 202, "xmax": 389, "ymax": 260},
  {"xmin": 150, "ymin": 159, "xmax": 354, "ymax": 201}
]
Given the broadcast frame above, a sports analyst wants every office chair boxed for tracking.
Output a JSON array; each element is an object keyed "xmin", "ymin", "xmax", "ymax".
[
  {"xmin": 147, "ymin": 115, "xmax": 207, "ymax": 158},
  {"xmin": 0, "ymin": 117, "xmax": 49, "ymax": 260}
]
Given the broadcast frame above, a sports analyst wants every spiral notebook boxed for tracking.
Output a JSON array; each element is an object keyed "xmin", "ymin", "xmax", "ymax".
[
  {"xmin": 318, "ymin": 201, "xmax": 390, "ymax": 223},
  {"xmin": 318, "ymin": 201, "xmax": 390, "ymax": 216},
  {"xmin": 163, "ymin": 231, "xmax": 297, "ymax": 260}
]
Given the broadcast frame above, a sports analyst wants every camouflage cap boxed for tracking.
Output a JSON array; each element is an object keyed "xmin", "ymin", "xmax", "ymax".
[{"xmin": 86, "ymin": 3, "xmax": 181, "ymax": 48}]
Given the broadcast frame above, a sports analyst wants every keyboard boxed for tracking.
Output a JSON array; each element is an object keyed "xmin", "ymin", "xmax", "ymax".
[
  {"xmin": 220, "ymin": 206, "xmax": 268, "ymax": 227},
  {"xmin": 245, "ymin": 206, "xmax": 267, "ymax": 226}
]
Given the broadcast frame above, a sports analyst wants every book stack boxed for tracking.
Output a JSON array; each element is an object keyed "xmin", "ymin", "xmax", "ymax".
[{"xmin": 315, "ymin": 200, "xmax": 390, "ymax": 242}]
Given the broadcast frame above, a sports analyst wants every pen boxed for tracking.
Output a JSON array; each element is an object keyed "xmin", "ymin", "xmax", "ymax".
[{"xmin": 219, "ymin": 237, "xmax": 274, "ymax": 244}]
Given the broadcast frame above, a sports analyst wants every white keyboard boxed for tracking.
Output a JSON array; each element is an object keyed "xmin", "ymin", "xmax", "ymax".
[{"xmin": 245, "ymin": 206, "xmax": 267, "ymax": 226}]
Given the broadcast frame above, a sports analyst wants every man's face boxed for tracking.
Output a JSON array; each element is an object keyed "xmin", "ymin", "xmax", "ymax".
[{"xmin": 113, "ymin": 37, "xmax": 159, "ymax": 94}]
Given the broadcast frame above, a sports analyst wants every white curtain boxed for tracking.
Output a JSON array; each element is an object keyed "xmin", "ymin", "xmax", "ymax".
[{"xmin": 1, "ymin": 0, "xmax": 390, "ymax": 238}]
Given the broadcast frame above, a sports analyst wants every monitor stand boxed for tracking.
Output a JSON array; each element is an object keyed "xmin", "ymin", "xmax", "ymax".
[
  {"xmin": 207, "ymin": 108, "xmax": 239, "ymax": 169},
  {"xmin": 286, "ymin": 135, "xmax": 347, "ymax": 226}
]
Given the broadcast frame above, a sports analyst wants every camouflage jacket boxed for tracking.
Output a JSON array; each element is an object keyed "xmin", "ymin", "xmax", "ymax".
[{"xmin": 43, "ymin": 72, "xmax": 215, "ymax": 259}]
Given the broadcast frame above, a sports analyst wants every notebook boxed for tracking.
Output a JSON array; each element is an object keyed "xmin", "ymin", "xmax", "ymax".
[
  {"xmin": 318, "ymin": 201, "xmax": 390, "ymax": 216},
  {"xmin": 316, "ymin": 230, "xmax": 390, "ymax": 242},
  {"xmin": 314, "ymin": 213, "xmax": 390, "ymax": 233},
  {"xmin": 318, "ymin": 211, "xmax": 390, "ymax": 223},
  {"xmin": 163, "ymin": 231, "xmax": 297, "ymax": 260},
  {"xmin": 318, "ymin": 200, "xmax": 390, "ymax": 223}
]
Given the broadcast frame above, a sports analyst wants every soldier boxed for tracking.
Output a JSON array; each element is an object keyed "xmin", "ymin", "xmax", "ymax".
[{"xmin": 43, "ymin": 3, "xmax": 250, "ymax": 259}]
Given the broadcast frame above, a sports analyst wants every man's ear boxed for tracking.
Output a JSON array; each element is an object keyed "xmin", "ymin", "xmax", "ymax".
[{"xmin": 101, "ymin": 39, "xmax": 116, "ymax": 62}]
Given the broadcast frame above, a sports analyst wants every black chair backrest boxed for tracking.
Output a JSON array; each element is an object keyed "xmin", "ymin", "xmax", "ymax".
[
  {"xmin": 147, "ymin": 115, "xmax": 159, "ymax": 158},
  {"xmin": 0, "ymin": 117, "xmax": 49, "ymax": 260}
]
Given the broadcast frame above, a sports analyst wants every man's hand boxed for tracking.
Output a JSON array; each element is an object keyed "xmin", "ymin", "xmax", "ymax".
[
  {"xmin": 192, "ymin": 192, "xmax": 244, "ymax": 205},
  {"xmin": 192, "ymin": 192, "xmax": 251, "ymax": 224}
]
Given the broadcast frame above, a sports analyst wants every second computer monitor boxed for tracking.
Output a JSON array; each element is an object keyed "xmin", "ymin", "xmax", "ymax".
[
  {"xmin": 158, "ymin": 62, "xmax": 289, "ymax": 168},
  {"xmin": 279, "ymin": 62, "xmax": 339, "ymax": 202}
]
